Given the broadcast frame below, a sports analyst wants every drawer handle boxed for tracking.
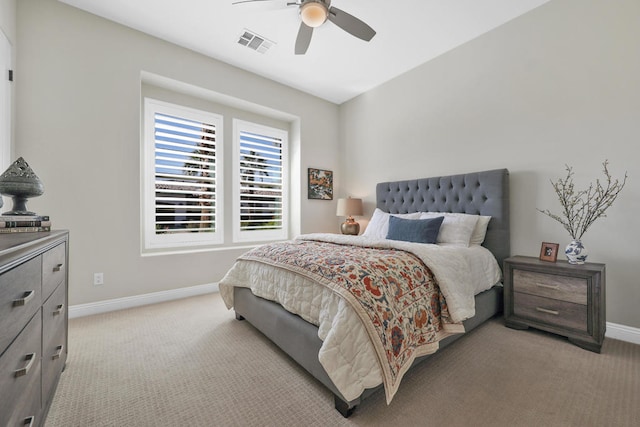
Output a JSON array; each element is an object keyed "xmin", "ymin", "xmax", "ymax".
[
  {"xmin": 14, "ymin": 353, "xmax": 36, "ymax": 378},
  {"xmin": 54, "ymin": 304, "xmax": 65, "ymax": 316},
  {"xmin": 536, "ymin": 283, "xmax": 559, "ymax": 290},
  {"xmin": 23, "ymin": 416, "xmax": 36, "ymax": 427},
  {"xmin": 536, "ymin": 307, "xmax": 559, "ymax": 316},
  {"xmin": 13, "ymin": 290, "xmax": 35, "ymax": 307},
  {"xmin": 53, "ymin": 263, "xmax": 64, "ymax": 272},
  {"xmin": 53, "ymin": 345, "xmax": 64, "ymax": 360}
]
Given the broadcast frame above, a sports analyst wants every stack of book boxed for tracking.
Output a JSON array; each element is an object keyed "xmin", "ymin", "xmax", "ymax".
[{"xmin": 0, "ymin": 215, "xmax": 51, "ymax": 233}]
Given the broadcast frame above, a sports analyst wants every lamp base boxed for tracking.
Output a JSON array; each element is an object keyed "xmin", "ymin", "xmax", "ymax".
[{"xmin": 340, "ymin": 218, "xmax": 360, "ymax": 235}]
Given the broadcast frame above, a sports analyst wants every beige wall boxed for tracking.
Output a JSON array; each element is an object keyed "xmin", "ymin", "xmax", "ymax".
[
  {"xmin": 0, "ymin": 0, "xmax": 15, "ymax": 43},
  {"xmin": 16, "ymin": 0, "xmax": 341, "ymax": 305},
  {"xmin": 340, "ymin": 0, "xmax": 640, "ymax": 328},
  {"xmin": 15, "ymin": 0, "xmax": 640, "ymax": 329}
]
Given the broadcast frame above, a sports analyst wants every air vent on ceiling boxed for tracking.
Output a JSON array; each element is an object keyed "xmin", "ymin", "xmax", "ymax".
[{"xmin": 238, "ymin": 29, "xmax": 275, "ymax": 54}]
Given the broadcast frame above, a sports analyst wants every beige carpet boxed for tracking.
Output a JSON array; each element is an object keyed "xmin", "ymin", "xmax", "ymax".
[{"xmin": 45, "ymin": 293, "xmax": 640, "ymax": 427}]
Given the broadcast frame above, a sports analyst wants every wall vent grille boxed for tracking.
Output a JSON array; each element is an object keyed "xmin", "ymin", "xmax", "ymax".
[{"xmin": 238, "ymin": 29, "xmax": 275, "ymax": 54}]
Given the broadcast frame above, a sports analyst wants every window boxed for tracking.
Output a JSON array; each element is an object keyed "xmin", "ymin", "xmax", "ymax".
[
  {"xmin": 233, "ymin": 120, "xmax": 288, "ymax": 243},
  {"xmin": 143, "ymin": 98, "xmax": 223, "ymax": 250}
]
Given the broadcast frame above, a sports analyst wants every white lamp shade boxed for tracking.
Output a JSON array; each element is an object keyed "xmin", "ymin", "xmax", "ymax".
[{"xmin": 336, "ymin": 198, "xmax": 363, "ymax": 217}]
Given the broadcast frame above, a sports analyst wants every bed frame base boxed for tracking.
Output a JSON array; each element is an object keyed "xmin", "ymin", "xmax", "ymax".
[
  {"xmin": 234, "ymin": 285, "xmax": 503, "ymax": 417},
  {"xmin": 334, "ymin": 396, "xmax": 356, "ymax": 418}
]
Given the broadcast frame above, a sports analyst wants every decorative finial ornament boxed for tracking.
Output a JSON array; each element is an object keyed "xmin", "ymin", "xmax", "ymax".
[{"xmin": 0, "ymin": 157, "xmax": 45, "ymax": 215}]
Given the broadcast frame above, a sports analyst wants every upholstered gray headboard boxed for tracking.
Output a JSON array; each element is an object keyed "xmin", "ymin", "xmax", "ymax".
[{"xmin": 376, "ymin": 168, "xmax": 510, "ymax": 268}]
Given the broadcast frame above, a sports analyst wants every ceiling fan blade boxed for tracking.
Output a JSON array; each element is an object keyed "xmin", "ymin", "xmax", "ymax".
[
  {"xmin": 327, "ymin": 6, "xmax": 376, "ymax": 41},
  {"xmin": 295, "ymin": 22, "xmax": 313, "ymax": 55},
  {"xmin": 231, "ymin": 0, "xmax": 278, "ymax": 5}
]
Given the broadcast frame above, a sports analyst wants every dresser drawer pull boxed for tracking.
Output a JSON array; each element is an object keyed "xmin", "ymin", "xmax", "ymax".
[
  {"xmin": 53, "ymin": 304, "xmax": 65, "ymax": 316},
  {"xmin": 53, "ymin": 345, "xmax": 64, "ymax": 360},
  {"xmin": 53, "ymin": 263, "xmax": 64, "ymax": 272},
  {"xmin": 536, "ymin": 307, "xmax": 560, "ymax": 316},
  {"xmin": 12, "ymin": 290, "xmax": 35, "ymax": 307},
  {"xmin": 14, "ymin": 353, "xmax": 36, "ymax": 378},
  {"xmin": 23, "ymin": 416, "xmax": 35, "ymax": 427},
  {"xmin": 536, "ymin": 283, "xmax": 559, "ymax": 290}
]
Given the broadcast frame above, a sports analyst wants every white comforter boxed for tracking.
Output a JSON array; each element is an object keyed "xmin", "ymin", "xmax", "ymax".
[{"xmin": 219, "ymin": 234, "xmax": 501, "ymax": 402}]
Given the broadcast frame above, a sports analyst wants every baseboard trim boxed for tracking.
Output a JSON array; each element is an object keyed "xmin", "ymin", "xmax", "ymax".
[
  {"xmin": 69, "ymin": 283, "xmax": 219, "ymax": 319},
  {"xmin": 606, "ymin": 322, "xmax": 640, "ymax": 345},
  {"xmin": 69, "ymin": 287, "xmax": 640, "ymax": 345}
]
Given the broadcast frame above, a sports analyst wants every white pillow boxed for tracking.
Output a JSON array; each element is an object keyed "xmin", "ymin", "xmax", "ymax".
[
  {"xmin": 470, "ymin": 215, "xmax": 491, "ymax": 245},
  {"xmin": 419, "ymin": 212, "xmax": 479, "ymax": 246},
  {"xmin": 362, "ymin": 208, "xmax": 422, "ymax": 240}
]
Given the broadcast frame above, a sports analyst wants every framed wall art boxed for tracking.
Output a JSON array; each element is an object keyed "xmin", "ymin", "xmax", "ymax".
[{"xmin": 308, "ymin": 168, "xmax": 333, "ymax": 200}]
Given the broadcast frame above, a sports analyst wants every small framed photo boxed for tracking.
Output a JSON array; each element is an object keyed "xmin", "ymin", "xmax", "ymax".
[
  {"xmin": 308, "ymin": 168, "xmax": 333, "ymax": 200},
  {"xmin": 539, "ymin": 242, "xmax": 559, "ymax": 262}
]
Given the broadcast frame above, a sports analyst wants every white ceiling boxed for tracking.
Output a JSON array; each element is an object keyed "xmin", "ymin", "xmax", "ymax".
[{"xmin": 58, "ymin": 0, "xmax": 549, "ymax": 104}]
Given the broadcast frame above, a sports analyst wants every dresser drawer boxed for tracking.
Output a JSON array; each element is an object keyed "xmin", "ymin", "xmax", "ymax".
[
  {"xmin": 42, "ymin": 243, "xmax": 66, "ymax": 300},
  {"xmin": 0, "ymin": 256, "xmax": 42, "ymax": 355},
  {"xmin": 0, "ymin": 312, "xmax": 42, "ymax": 426},
  {"xmin": 514, "ymin": 292, "xmax": 588, "ymax": 333},
  {"xmin": 513, "ymin": 269, "xmax": 587, "ymax": 305},
  {"xmin": 7, "ymin": 371, "xmax": 41, "ymax": 427},
  {"xmin": 43, "ymin": 324, "xmax": 67, "ymax": 404},
  {"xmin": 43, "ymin": 281, "xmax": 67, "ymax": 350}
]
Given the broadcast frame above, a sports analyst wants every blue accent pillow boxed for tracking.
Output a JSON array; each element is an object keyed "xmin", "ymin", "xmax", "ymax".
[{"xmin": 386, "ymin": 215, "xmax": 444, "ymax": 244}]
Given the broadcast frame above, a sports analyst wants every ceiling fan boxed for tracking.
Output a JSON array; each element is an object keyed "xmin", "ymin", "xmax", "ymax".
[{"xmin": 232, "ymin": 0, "xmax": 376, "ymax": 55}]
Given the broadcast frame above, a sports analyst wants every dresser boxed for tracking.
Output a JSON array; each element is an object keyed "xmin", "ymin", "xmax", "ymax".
[
  {"xmin": 0, "ymin": 231, "xmax": 68, "ymax": 427},
  {"xmin": 503, "ymin": 256, "xmax": 605, "ymax": 353}
]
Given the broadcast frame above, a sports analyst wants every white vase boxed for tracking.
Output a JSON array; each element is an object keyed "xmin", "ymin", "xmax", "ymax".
[{"xmin": 565, "ymin": 239, "xmax": 588, "ymax": 264}]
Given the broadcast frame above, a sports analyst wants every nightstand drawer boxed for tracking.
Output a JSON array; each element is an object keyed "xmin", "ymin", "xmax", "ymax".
[
  {"xmin": 513, "ymin": 269, "xmax": 587, "ymax": 305},
  {"xmin": 514, "ymin": 292, "xmax": 588, "ymax": 333}
]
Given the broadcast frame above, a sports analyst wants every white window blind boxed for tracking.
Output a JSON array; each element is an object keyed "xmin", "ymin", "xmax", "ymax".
[
  {"xmin": 233, "ymin": 120, "xmax": 288, "ymax": 242},
  {"xmin": 143, "ymin": 99, "xmax": 223, "ymax": 250}
]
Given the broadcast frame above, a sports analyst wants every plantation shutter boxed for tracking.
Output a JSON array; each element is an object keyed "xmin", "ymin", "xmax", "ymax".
[
  {"xmin": 234, "ymin": 120, "xmax": 288, "ymax": 242},
  {"xmin": 154, "ymin": 113, "xmax": 218, "ymax": 233},
  {"xmin": 143, "ymin": 99, "xmax": 223, "ymax": 250}
]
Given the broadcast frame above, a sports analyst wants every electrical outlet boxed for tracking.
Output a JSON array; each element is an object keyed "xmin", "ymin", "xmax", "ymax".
[{"xmin": 93, "ymin": 272, "xmax": 104, "ymax": 286}]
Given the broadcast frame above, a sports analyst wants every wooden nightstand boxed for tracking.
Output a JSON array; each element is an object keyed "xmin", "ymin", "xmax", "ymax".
[{"xmin": 503, "ymin": 256, "xmax": 605, "ymax": 353}]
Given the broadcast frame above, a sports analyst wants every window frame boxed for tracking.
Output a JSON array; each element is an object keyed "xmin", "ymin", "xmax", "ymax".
[
  {"xmin": 232, "ymin": 119, "xmax": 289, "ymax": 243},
  {"xmin": 142, "ymin": 98, "xmax": 224, "ymax": 251}
]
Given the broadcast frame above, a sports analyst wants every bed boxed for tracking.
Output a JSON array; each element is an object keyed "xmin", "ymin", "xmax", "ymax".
[{"xmin": 219, "ymin": 168, "xmax": 510, "ymax": 417}]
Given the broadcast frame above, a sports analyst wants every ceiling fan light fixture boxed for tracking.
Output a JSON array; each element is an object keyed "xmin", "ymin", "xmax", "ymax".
[{"xmin": 300, "ymin": 1, "xmax": 328, "ymax": 28}]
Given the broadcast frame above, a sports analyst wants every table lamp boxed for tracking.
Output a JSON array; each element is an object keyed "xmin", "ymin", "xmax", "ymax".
[{"xmin": 336, "ymin": 197, "xmax": 363, "ymax": 235}]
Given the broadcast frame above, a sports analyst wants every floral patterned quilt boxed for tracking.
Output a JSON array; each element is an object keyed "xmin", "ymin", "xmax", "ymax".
[{"xmin": 237, "ymin": 238, "xmax": 463, "ymax": 403}]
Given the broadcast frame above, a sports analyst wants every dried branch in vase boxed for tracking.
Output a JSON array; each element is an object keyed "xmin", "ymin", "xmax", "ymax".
[{"xmin": 538, "ymin": 160, "xmax": 627, "ymax": 241}]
